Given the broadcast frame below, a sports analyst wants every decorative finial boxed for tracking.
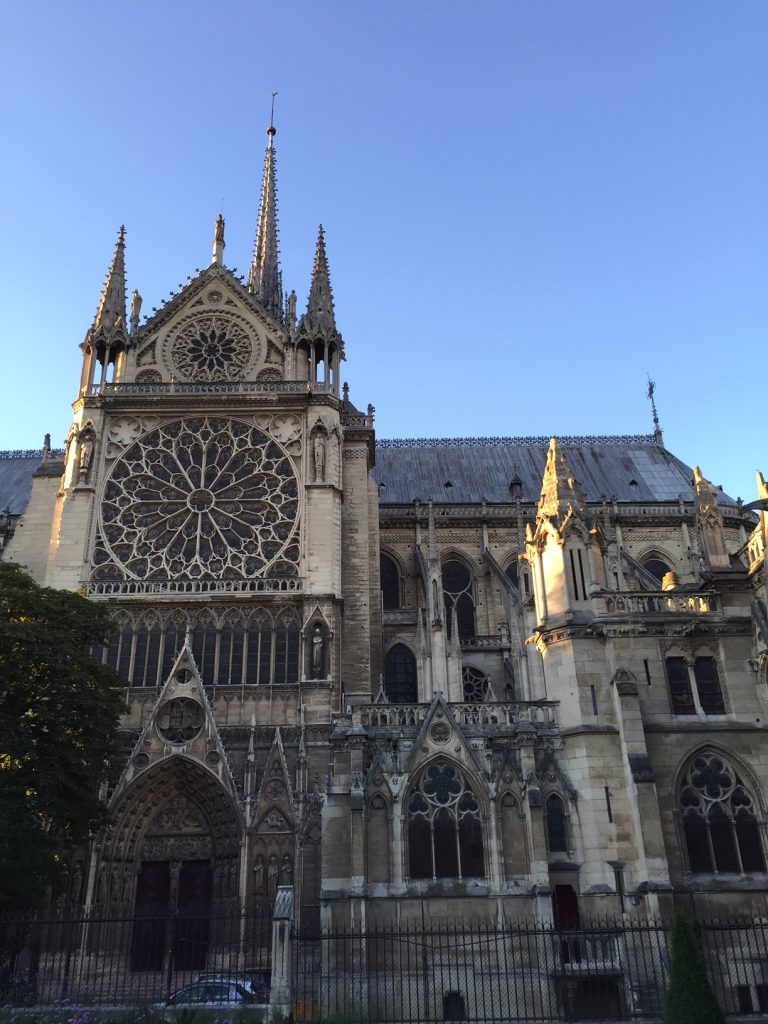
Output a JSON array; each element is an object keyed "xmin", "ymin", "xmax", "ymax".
[{"xmin": 647, "ymin": 374, "xmax": 663, "ymax": 445}]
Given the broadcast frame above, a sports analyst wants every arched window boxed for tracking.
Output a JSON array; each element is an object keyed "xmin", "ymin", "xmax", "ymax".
[
  {"xmin": 545, "ymin": 794, "xmax": 568, "ymax": 854},
  {"xmin": 641, "ymin": 553, "xmax": 673, "ymax": 587},
  {"xmin": 462, "ymin": 666, "xmax": 491, "ymax": 703},
  {"xmin": 380, "ymin": 553, "xmax": 401, "ymax": 610},
  {"xmin": 407, "ymin": 762, "xmax": 485, "ymax": 880},
  {"xmin": 384, "ymin": 644, "xmax": 418, "ymax": 703},
  {"xmin": 442, "ymin": 559, "xmax": 475, "ymax": 642},
  {"xmin": 504, "ymin": 560, "xmax": 519, "ymax": 591},
  {"xmin": 680, "ymin": 753, "xmax": 765, "ymax": 874}
]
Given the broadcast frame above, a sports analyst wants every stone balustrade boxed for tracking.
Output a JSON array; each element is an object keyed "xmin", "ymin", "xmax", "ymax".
[
  {"xmin": 86, "ymin": 577, "xmax": 303, "ymax": 597},
  {"xmin": 600, "ymin": 590, "xmax": 718, "ymax": 615},
  {"xmin": 357, "ymin": 700, "xmax": 558, "ymax": 729}
]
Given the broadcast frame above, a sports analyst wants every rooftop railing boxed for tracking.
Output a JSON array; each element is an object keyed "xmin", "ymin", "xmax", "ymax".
[{"xmin": 357, "ymin": 700, "xmax": 558, "ymax": 729}]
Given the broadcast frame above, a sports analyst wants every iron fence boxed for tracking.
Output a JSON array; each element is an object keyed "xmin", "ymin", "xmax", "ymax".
[
  {"xmin": 3, "ymin": 909, "xmax": 768, "ymax": 1020},
  {"xmin": 0, "ymin": 906, "xmax": 273, "ymax": 1009},
  {"xmin": 292, "ymin": 916, "xmax": 768, "ymax": 1023}
]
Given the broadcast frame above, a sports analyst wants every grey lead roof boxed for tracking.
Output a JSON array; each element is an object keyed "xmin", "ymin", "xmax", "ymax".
[
  {"xmin": 372, "ymin": 436, "xmax": 733, "ymax": 506},
  {"xmin": 0, "ymin": 452, "xmax": 47, "ymax": 515},
  {"xmin": 0, "ymin": 436, "xmax": 734, "ymax": 520}
]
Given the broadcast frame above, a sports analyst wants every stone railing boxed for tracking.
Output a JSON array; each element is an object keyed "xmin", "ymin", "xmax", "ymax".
[
  {"xmin": 460, "ymin": 634, "xmax": 510, "ymax": 651},
  {"xmin": 88, "ymin": 380, "xmax": 338, "ymax": 398},
  {"xmin": 86, "ymin": 577, "xmax": 303, "ymax": 597},
  {"xmin": 599, "ymin": 590, "xmax": 718, "ymax": 615},
  {"xmin": 357, "ymin": 700, "xmax": 558, "ymax": 729}
]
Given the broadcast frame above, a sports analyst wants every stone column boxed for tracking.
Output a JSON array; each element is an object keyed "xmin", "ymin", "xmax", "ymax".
[{"xmin": 269, "ymin": 886, "xmax": 294, "ymax": 1017}]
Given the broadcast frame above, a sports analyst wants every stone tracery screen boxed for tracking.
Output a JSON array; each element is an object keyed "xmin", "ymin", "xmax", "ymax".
[{"xmin": 93, "ymin": 417, "xmax": 300, "ymax": 583}]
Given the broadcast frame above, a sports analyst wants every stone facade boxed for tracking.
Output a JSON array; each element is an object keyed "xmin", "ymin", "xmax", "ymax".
[{"xmin": 2, "ymin": 128, "xmax": 768, "ymax": 944}]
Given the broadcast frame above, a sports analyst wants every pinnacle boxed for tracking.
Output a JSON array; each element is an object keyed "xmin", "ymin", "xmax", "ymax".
[
  {"xmin": 92, "ymin": 225, "xmax": 127, "ymax": 335},
  {"xmin": 298, "ymin": 224, "xmax": 339, "ymax": 338},
  {"xmin": 537, "ymin": 437, "xmax": 586, "ymax": 522}
]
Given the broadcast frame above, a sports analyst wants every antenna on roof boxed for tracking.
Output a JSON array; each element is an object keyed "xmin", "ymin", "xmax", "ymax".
[{"xmin": 646, "ymin": 374, "xmax": 663, "ymax": 446}]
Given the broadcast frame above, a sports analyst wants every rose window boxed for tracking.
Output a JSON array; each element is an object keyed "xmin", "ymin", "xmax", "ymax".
[
  {"xmin": 157, "ymin": 698, "xmax": 204, "ymax": 744},
  {"xmin": 97, "ymin": 417, "xmax": 299, "ymax": 581},
  {"xmin": 169, "ymin": 315, "xmax": 254, "ymax": 382}
]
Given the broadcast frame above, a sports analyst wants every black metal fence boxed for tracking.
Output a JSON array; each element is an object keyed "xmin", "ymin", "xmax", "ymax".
[
  {"xmin": 0, "ymin": 906, "xmax": 273, "ymax": 1008},
  {"xmin": 293, "ymin": 917, "xmax": 768, "ymax": 1023},
  {"xmin": 4, "ymin": 909, "xmax": 768, "ymax": 1020}
]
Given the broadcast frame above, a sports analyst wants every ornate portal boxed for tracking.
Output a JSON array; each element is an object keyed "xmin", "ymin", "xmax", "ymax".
[{"xmin": 96, "ymin": 417, "xmax": 299, "ymax": 581}]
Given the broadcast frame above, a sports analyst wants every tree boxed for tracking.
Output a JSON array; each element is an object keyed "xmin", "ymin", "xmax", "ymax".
[
  {"xmin": 0, "ymin": 562, "xmax": 124, "ymax": 909},
  {"xmin": 662, "ymin": 909, "xmax": 725, "ymax": 1024}
]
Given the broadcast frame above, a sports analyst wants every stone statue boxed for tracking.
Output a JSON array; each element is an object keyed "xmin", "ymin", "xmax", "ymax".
[
  {"xmin": 267, "ymin": 853, "xmax": 279, "ymax": 897},
  {"xmin": 253, "ymin": 854, "xmax": 265, "ymax": 895},
  {"xmin": 214, "ymin": 214, "xmax": 225, "ymax": 244},
  {"xmin": 311, "ymin": 625, "xmax": 325, "ymax": 679},
  {"xmin": 313, "ymin": 433, "xmax": 326, "ymax": 482},
  {"xmin": 79, "ymin": 433, "xmax": 94, "ymax": 482},
  {"xmin": 130, "ymin": 289, "xmax": 143, "ymax": 330},
  {"xmin": 281, "ymin": 853, "xmax": 293, "ymax": 885}
]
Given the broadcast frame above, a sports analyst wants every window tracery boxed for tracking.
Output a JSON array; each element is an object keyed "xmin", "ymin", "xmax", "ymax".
[
  {"xmin": 384, "ymin": 644, "xmax": 418, "ymax": 703},
  {"xmin": 169, "ymin": 315, "xmax": 255, "ymax": 382},
  {"xmin": 407, "ymin": 762, "xmax": 484, "ymax": 880},
  {"xmin": 94, "ymin": 418, "xmax": 299, "ymax": 582},
  {"xmin": 442, "ymin": 559, "xmax": 476, "ymax": 641},
  {"xmin": 679, "ymin": 752, "xmax": 765, "ymax": 874},
  {"xmin": 93, "ymin": 604, "xmax": 301, "ymax": 687},
  {"xmin": 462, "ymin": 666, "xmax": 491, "ymax": 703}
]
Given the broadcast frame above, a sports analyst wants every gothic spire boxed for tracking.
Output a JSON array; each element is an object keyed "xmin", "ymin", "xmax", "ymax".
[
  {"xmin": 300, "ymin": 225, "xmax": 337, "ymax": 336},
  {"xmin": 92, "ymin": 226, "xmax": 127, "ymax": 335},
  {"xmin": 248, "ymin": 124, "xmax": 283, "ymax": 321}
]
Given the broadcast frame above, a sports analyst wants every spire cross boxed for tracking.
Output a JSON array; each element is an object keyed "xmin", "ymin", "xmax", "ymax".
[{"xmin": 269, "ymin": 91, "xmax": 278, "ymax": 141}]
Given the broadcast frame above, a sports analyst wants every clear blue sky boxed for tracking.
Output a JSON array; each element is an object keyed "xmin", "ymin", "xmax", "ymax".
[{"xmin": 1, "ymin": 1, "xmax": 765, "ymax": 501}]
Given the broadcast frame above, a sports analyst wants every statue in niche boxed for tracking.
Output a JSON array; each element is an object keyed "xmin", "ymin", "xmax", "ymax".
[
  {"xmin": 78, "ymin": 431, "xmax": 95, "ymax": 482},
  {"xmin": 253, "ymin": 854, "xmax": 265, "ymax": 895},
  {"xmin": 281, "ymin": 854, "xmax": 293, "ymax": 885},
  {"xmin": 311, "ymin": 624, "xmax": 325, "ymax": 679},
  {"xmin": 313, "ymin": 433, "xmax": 326, "ymax": 482},
  {"xmin": 267, "ymin": 854, "xmax": 279, "ymax": 897}
]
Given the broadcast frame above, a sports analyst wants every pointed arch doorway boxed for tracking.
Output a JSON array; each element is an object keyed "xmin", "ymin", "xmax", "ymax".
[{"xmin": 105, "ymin": 759, "xmax": 242, "ymax": 972}]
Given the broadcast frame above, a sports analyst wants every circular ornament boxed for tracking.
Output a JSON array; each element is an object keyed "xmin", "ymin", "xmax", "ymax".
[
  {"xmin": 205, "ymin": 750, "xmax": 221, "ymax": 768},
  {"xmin": 168, "ymin": 315, "xmax": 255, "ymax": 382},
  {"xmin": 157, "ymin": 698, "xmax": 204, "ymax": 744},
  {"xmin": 430, "ymin": 723, "xmax": 451, "ymax": 745},
  {"xmin": 133, "ymin": 753, "xmax": 150, "ymax": 769},
  {"xmin": 99, "ymin": 417, "xmax": 300, "ymax": 581}
]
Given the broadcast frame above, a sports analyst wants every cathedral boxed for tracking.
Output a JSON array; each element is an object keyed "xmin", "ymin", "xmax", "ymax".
[{"xmin": 1, "ymin": 121, "xmax": 767, "ymax": 955}]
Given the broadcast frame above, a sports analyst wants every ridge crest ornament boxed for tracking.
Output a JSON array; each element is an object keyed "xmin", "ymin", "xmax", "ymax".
[{"xmin": 95, "ymin": 417, "xmax": 300, "ymax": 581}]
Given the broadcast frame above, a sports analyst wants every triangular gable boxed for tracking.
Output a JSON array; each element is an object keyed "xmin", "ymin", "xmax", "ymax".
[
  {"xmin": 111, "ymin": 639, "xmax": 239, "ymax": 811},
  {"xmin": 134, "ymin": 263, "xmax": 285, "ymax": 342},
  {"xmin": 536, "ymin": 748, "xmax": 577, "ymax": 802},
  {"xmin": 402, "ymin": 695, "xmax": 487, "ymax": 784},
  {"xmin": 252, "ymin": 727, "xmax": 296, "ymax": 835}
]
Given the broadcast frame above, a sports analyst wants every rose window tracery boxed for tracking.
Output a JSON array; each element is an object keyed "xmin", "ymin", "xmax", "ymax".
[
  {"xmin": 96, "ymin": 418, "xmax": 299, "ymax": 581},
  {"xmin": 169, "ymin": 316, "xmax": 254, "ymax": 382}
]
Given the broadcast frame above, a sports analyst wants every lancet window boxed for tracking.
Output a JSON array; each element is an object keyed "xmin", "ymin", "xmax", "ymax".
[
  {"xmin": 545, "ymin": 794, "xmax": 569, "ymax": 854},
  {"xmin": 442, "ymin": 559, "xmax": 476, "ymax": 642},
  {"xmin": 94, "ymin": 606, "xmax": 301, "ymax": 687},
  {"xmin": 666, "ymin": 655, "xmax": 726, "ymax": 715},
  {"xmin": 680, "ymin": 753, "xmax": 766, "ymax": 874},
  {"xmin": 380, "ymin": 553, "xmax": 401, "ymax": 610},
  {"xmin": 384, "ymin": 644, "xmax": 418, "ymax": 703},
  {"xmin": 407, "ymin": 762, "xmax": 484, "ymax": 880}
]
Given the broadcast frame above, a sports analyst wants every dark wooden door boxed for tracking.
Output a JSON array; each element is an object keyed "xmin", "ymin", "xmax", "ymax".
[
  {"xmin": 131, "ymin": 861, "xmax": 170, "ymax": 971},
  {"xmin": 174, "ymin": 861, "xmax": 212, "ymax": 970}
]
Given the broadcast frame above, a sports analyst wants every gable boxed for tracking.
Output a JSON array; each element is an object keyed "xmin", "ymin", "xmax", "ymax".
[{"xmin": 128, "ymin": 266, "xmax": 286, "ymax": 385}]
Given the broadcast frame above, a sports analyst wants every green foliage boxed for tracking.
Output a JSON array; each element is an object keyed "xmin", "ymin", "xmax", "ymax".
[
  {"xmin": 662, "ymin": 909, "xmax": 725, "ymax": 1024},
  {"xmin": 0, "ymin": 562, "xmax": 124, "ymax": 909}
]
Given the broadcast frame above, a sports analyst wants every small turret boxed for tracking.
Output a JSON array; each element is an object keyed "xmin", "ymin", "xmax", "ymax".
[
  {"xmin": 79, "ymin": 226, "xmax": 129, "ymax": 393},
  {"xmin": 693, "ymin": 465, "xmax": 730, "ymax": 570},
  {"xmin": 295, "ymin": 226, "xmax": 344, "ymax": 392}
]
